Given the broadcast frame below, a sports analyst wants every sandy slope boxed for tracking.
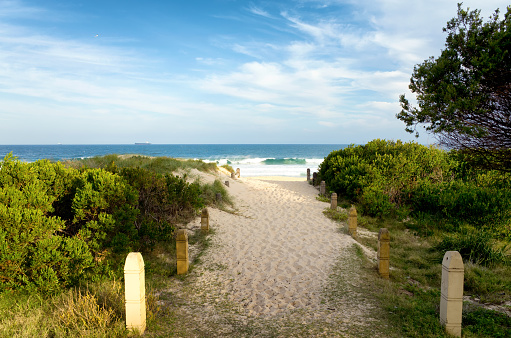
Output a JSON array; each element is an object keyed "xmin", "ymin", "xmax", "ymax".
[{"xmin": 185, "ymin": 173, "xmax": 373, "ymax": 318}]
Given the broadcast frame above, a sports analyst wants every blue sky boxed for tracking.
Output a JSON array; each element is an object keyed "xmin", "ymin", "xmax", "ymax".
[{"xmin": 0, "ymin": 0, "xmax": 508, "ymax": 144}]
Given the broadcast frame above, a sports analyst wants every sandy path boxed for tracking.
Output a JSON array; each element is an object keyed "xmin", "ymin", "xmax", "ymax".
[{"xmin": 191, "ymin": 175, "xmax": 362, "ymax": 316}]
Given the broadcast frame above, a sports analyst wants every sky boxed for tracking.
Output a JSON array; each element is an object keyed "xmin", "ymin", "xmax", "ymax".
[{"xmin": 0, "ymin": 0, "xmax": 508, "ymax": 144}]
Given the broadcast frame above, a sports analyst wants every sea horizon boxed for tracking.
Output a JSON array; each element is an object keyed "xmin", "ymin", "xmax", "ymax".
[{"xmin": 0, "ymin": 144, "xmax": 350, "ymax": 177}]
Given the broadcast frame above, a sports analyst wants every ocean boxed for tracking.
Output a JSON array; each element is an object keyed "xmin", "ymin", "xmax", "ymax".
[{"xmin": 0, "ymin": 144, "xmax": 349, "ymax": 177}]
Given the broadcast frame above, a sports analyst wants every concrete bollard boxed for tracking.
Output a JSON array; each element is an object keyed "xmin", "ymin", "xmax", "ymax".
[
  {"xmin": 313, "ymin": 172, "xmax": 318, "ymax": 185},
  {"xmin": 231, "ymin": 172, "xmax": 235, "ymax": 179},
  {"xmin": 330, "ymin": 193, "xmax": 337, "ymax": 210},
  {"xmin": 440, "ymin": 251, "xmax": 464, "ymax": 337},
  {"xmin": 236, "ymin": 168, "xmax": 240, "ymax": 178},
  {"xmin": 201, "ymin": 208, "xmax": 210, "ymax": 232},
  {"xmin": 348, "ymin": 205, "xmax": 357, "ymax": 237},
  {"xmin": 377, "ymin": 228, "xmax": 390, "ymax": 279},
  {"xmin": 320, "ymin": 181, "xmax": 326, "ymax": 196},
  {"xmin": 224, "ymin": 180, "xmax": 229, "ymax": 187},
  {"xmin": 124, "ymin": 252, "xmax": 146, "ymax": 333},
  {"xmin": 176, "ymin": 229, "xmax": 189, "ymax": 275},
  {"xmin": 216, "ymin": 193, "xmax": 222, "ymax": 203},
  {"xmin": 307, "ymin": 168, "xmax": 311, "ymax": 181}
]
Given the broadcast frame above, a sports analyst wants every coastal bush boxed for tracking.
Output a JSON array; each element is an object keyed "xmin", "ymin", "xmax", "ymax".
[
  {"xmin": 119, "ymin": 167, "xmax": 204, "ymax": 248},
  {"xmin": 318, "ymin": 139, "xmax": 452, "ymax": 217},
  {"xmin": 70, "ymin": 169, "xmax": 139, "ymax": 259},
  {"xmin": 318, "ymin": 140, "xmax": 511, "ymax": 235},
  {"xmin": 1, "ymin": 152, "xmax": 229, "ymax": 294},
  {"xmin": 0, "ymin": 156, "xmax": 94, "ymax": 293},
  {"xmin": 200, "ymin": 179, "xmax": 232, "ymax": 207}
]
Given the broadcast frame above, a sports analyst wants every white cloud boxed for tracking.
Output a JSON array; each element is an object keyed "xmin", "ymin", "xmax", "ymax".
[
  {"xmin": 248, "ymin": 4, "xmax": 273, "ymax": 18},
  {"xmin": 7, "ymin": 0, "xmax": 505, "ymax": 144},
  {"xmin": 319, "ymin": 121, "xmax": 336, "ymax": 127}
]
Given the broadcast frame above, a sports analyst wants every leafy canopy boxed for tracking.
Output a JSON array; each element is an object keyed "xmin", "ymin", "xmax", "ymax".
[{"xmin": 397, "ymin": 3, "xmax": 511, "ymax": 171}]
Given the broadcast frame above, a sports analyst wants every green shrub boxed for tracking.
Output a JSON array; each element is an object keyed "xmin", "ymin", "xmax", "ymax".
[
  {"xmin": 119, "ymin": 167, "xmax": 204, "ymax": 249},
  {"xmin": 435, "ymin": 228, "xmax": 509, "ymax": 267},
  {"xmin": 70, "ymin": 169, "xmax": 139, "ymax": 258},
  {"xmin": 0, "ymin": 156, "xmax": 94, "ymax": 293},
  {"xmin": 318, "ymin": 139, "xmax": 511, "ymax": 239},
  {"xmin": 200, "ymin": 179, "xmax": 232, "ymax": 207}
]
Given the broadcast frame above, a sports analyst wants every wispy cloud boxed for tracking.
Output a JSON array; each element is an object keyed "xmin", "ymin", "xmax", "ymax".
[
  {"xmin": 247, "ymin": 4, "xmax": 273, "ymax": 18},
  {"xmin": 4, "ymin": 0, "xmax": 505, "ymax": 144}
]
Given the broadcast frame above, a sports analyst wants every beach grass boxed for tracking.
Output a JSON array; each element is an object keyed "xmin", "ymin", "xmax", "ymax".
[
  {"xmin": 323, "ymin": 207, "xmax": 511, "ymax": 337},
  {"xmin": 62, "ymin": 154, "xmax": 218, "ymax": 174}
]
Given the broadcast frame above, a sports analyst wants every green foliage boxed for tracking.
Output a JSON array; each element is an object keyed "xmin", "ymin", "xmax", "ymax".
[
  {"xmin": 398, "ymin": 4, "xmax": 511, "ymax": 172},
  {"xmin": 0, "ymin": 152, "xmax": 224, "ymax": 294},
  {"xmin": 463, "ymin": 308, "xmax": 511, "ymax": 338},
  {"xmin": 464, "ymin": 263, "xmax": 511, "ymax": 303},
  {"xmin": 119, "ymin": 167, "xmax": 204, "ymax": 249},
  {"xmin": 0, "ymin": 283, "xmax": 127, "ymax": 337},
  {"xmin": 64, "ymin": 154, "xmax": 218, "ymax": 174},
  {"xmin": 322, "ymin": 208, "xmax": 348, "ymax": 222},
  {"xmin": 70, "ymin": 169, "xmax": 139, "ymax": 257},
  {"xmin": 435, "ymin": 228, "xmax": 509, "ymax": 267},
  {"xmin": 319, "ymin": 139, "xmax": 452, "ymax": 217},
  {"xmin": 0, "ymin": 155, "xmax": 95, "ymax": 293},
  {"xmin": 319, "ymin": 139, "xmax": 511, "ymax": 268},
  {"xmin": 200, "ymin": 179, "xmax": 232, "ymax": 207}
]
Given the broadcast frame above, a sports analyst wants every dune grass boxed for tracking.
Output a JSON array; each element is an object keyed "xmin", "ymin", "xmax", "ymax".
[{"xmin": 62, "ymin": 154, "xmax": 218, "ymax": 174}]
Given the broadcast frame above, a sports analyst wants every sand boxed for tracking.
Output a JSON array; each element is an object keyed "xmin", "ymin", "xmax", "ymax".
[{"xmin": 185, "ymin": 172, "xmax": 372, "ymax": 317}]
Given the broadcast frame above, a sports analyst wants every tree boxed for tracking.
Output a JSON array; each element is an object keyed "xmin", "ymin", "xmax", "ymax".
[{"xmin": 397, "ymin": 3, "xmax": 511, "ymax": 172}]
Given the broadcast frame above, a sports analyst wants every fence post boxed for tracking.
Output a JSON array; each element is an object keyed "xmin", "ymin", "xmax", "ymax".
[
  {"xmin": 231, "ymin": 172, "xmax": 235, "ymax": 179},
  {"xmin": 313, "ymin": 172, "xmax": 318, "ymax": 185},
  {"xmin": 124, "ymin": 252, "xmax": 146, "ymax": 333},
  {"xmin": 348, "ymin": 205, "xmax": 357, "ymax": 237},
  {"xmin": 224, "ymin": 180, "xmax": 229, "ymax": 187},
  {"xmin": 176, "ymin": 229, "xmax": 189, "ymax": 275},
  {"xmin": 307, "ymin": 168, "xmax": 311, "ymax": 181},
  {"xmin": 440, "ymin": 251, "xmax": 464, "ymax": 337},
  {"xmin": 330, "ymin": 193, "xmax": 337, "ymax": 210},
  {"xmin": 377, "ymin": 228, "xmax": 390, "ymax": 279},
  {"xmin": 236, "ymin": 168, "xmax": 240, "ymax": 178},
  {"xmin": 201, "ymin": 208, "xmax": 210, "ymax": 232},
  {"xmin": 320, "ymin": 181, "xmax": 326, "ymax": 196}
]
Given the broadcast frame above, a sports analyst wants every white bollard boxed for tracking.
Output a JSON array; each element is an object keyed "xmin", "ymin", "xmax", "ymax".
[
  {"xmin": 124, "ymin": 252, "xmax": 146, "ymax": 333},
  {"xmin": 440, "ymin": 251, "xmax": 464, "ymax": 337}
]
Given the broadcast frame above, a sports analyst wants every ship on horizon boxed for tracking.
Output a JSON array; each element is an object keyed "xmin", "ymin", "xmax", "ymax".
[{"xmin": 135, "ymin": 141, "xmax": 151, "ymax": 145}]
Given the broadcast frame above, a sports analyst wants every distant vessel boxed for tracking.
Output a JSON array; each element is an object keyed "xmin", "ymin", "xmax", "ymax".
[{"xmin": 135, "ymin": 142, "xmax": 151, "ymax": 145}]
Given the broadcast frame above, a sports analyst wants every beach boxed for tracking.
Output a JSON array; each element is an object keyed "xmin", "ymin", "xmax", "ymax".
[{"xmin": 162, "ymin": 169, "xmax": 387, "ymax": 336}]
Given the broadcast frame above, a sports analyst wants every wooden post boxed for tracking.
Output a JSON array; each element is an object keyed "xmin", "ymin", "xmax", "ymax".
[
  {"xmin": 216, "ymin": 193, "xmax": 222, "ymax": 203},
  {"xmin": 201, "ymin": 208, "xmax": 209, "ymax": 232},
  {"xmin": 124, "ymin": 252, "xmax": 146, "ymax": 333},
  {"xmin": 312, "ymin": 172, "xmax": 318, "ymax": 185},
  {"xmin": 440, "ymin": 251, "xmax": 464, "ymax": 337},
  {"xmin": 348, "ymin": 205, "xmax": 357, "ymax": 237},
  {"xmin": 307, "ymin": 168, "xmax": 311, "ymax": 181},
  {"xmin": 377, "ymin": 228, "xmax": 390, "ymax": 279},
  {"xmin": 236, "ymin": 168, "xmax": 240, "ymax": 178},
  {"xmin": 320, "ymin": 181, "xmax": 326, "ymax": 196},
  {"xmin": 330, "ymin": 193, "xmax": 337, "ymax": 210},
  {"xmin": 231, "ymin": 172, "xmax": 235, "ymax": 179},
  {"xmin": 224, "ymin": 180, "xmax": 229, "ymax": 187},
  {"xmin": 176, "ymin": 229, "xmax": 189, "ymax": 275}
]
